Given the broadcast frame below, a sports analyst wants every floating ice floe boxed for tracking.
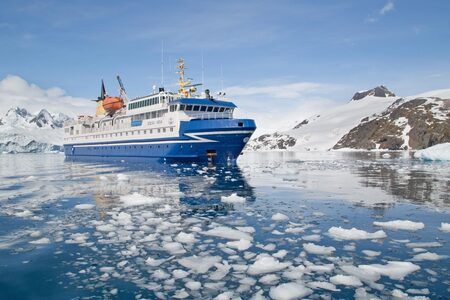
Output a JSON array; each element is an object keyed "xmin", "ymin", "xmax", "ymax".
[
  {"xmin": 359, "ymin": 261, "xmax": 420, "ymax": 280},
  {"xmin": 247, "ymin": 255, "xmax": 291, "ymax": 275},
  {"xmin": 14, "ymin": 209, "xmax": 33, "ymax": 218},
  {"xmin": 373, "ymin": 220, "xmax": 425, "ymax": 231},
  {"xmin": 307, "ymin": 281, "xmax": 340, "ymax": 292},
  {"xmin": 177, "ymin": 255, "xmax": 221, "ymax": 274},
  {"xmin": 29, "ymin": 237, "xmax": 50, "ymax": 244},
  {"xmin": 120, "ymin": 192, "xmax": 163, "ymax": 207},
  {"xmin": 306, "ymin": 263, "xmax": 334, "ymax": 273},
  {"xmin": 362, "ymin": 250, "xmax": 381, "ymax": 257},
  {"xmin": 221, "ymin": 193, "xmax": 246, "ymax": 203},
  {"xmin": 74, "ymin": 204, "xmax": 95, "ymax": 210},
  {"xmin": 269, "ymin": 282, "xmax": 313, "ymax": 300},
  {"xmin": 202, "ymin": 226, "xmax": 253, "ymax": 241},
  {"xmin": 226, "ymin": 239, "xmax": 252, "ymax": 251},
  {"xmin": 328, "ymin": 226, "xmax": 386, "ymax": 240},
  {"xmin": 116, "ymin": 173, "xmax": 130, "ymax": 181},
  {"xmin": 330, "ymin": 274, "xmax": 363, "ymax": 287},
  {"xmin": 405, "ymin": 241, "xmax": 442, "ymax": 248},
  {"xmin": 412, "ymin": 252, "xmax": 445, "ymax": 261},
  {"xmin": 271, "ymin": 213, "xmax": 289, "ymax": 221},
  {"xmin": 259, "ymin": 274, "xmax": 279, "ymax": 285},
  {"xmin": 185, "ymin": 281, "xmax": 201, "ymax": 290},
  {"xmin": 303, "ymin": 243, "xmax": 335, "ymax": 255},
  {"xmin": 175, "ymin": 232, "xmax": 196, "ymax": 244},
  {"xmin": 414, "ymin": 142, "xmax": 450, "ymax": 161},
  {"xmin": 439, "ymin": 222, "xmax": 450, "ymax": 232}
]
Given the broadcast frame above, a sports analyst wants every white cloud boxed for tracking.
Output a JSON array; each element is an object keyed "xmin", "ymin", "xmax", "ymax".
[
  {"xmin": 365, "ymin": 1, "xmax": 395, "ymax": 23},
  {"xmin": 380, "ymin": 1, "xmax": 395, "ymax": 15},
  {"xmin": 226, "ymin": 81, "xmax": 345, "ymax": 135},
  {"xmin": 0, "ymin": 75, "xmax": 93, "ymax": 117}
]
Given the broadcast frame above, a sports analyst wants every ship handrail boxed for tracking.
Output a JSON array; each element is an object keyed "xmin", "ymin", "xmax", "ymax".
[{"xmin": 188, "ymin": 112, "xmax": 233, "ymax": 120}]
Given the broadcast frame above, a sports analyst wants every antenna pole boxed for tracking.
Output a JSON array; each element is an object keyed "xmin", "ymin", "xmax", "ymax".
[
  {"xmin": 201, "ymin": 49, "xmax": 204, "ymax": 86},
  {"xmin": 220, "ymin": 64, "xmax": 224, "ymax": 92},
  {"xmin": 161, "ymin": 40, "xmax": 164, "ymax": 87}
]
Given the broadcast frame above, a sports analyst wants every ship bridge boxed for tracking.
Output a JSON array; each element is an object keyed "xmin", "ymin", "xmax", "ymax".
[{"xmin": 169, "ymin": 98, "xmax": 236, "ymax": 120}]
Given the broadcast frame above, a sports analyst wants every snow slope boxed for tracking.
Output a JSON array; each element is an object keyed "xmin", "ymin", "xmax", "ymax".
[
  {"xmin": 247, "ymin": 86, "xmax": 450, "ymax": 152},
  {"xmin": 285, "ymin": 95, "xmax": 397, "ymax": 151},
  {"xmin": 0, "ymin": 107, "xmax": 68, "ymax": 153}
]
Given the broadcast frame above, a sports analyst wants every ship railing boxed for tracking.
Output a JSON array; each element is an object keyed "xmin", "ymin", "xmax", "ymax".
[{"xmin": 189, "ymin": 112, "xmax": 233, "ymax": 120}]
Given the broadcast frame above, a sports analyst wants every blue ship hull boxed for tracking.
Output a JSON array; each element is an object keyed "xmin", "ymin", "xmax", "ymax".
[{"xmin": 64, "ymin": 119, "xmax": 256, "ymax": 163}]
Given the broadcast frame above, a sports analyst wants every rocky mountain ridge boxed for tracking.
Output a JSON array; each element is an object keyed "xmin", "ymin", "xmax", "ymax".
[
  {"xmin": 0, "ymin": 107, "xmax": 69, "ymax": 153},
  {"xmin": 246, "ymin": 86, "xmax": 450, "ymax": 151}
]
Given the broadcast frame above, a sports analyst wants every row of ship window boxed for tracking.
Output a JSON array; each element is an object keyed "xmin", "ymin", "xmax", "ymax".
[
  {"xmin": 67, "ymin": 127, "xmax": 175, "ymax": 139},
  {"xmin": 169, "ymin": 104, "xmax": 232, "ymax": 113},
  {"xmin": 88, "ymin": 144, "xmax": 194, "ymax": 150},
  {"xmin": 128, "ymin": 96, "xmax": 174, "ymax": 110}
]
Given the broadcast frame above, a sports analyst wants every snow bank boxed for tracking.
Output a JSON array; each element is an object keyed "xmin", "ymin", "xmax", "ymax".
[
  {"xmin": 269, "ymin": 282, "xmax": 312, "ymax": 300},
  {"xmin": 120, "ymin": 192, "xmax": 163, "ymax": 207},
  {"xmin": 328, "ymin": 226, "xmax": 386, "ymax": 240},
  {"xmin": 414, "ymin": 143, "xmax": 450, "ymax": 161},
  {"xmin": 373, "ymin": 220, "xmax": 424, "ymax": 231}
]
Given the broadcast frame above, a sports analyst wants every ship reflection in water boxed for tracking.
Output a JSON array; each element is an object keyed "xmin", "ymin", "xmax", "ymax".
[{"xmin": 0, "ymin": 152, "xmax": 449, "ymax": 300}]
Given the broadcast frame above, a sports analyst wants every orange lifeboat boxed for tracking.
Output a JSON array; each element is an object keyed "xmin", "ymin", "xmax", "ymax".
[{"xmin": 102, "ymin": 96, "xmax": 124, "ymax": 114}]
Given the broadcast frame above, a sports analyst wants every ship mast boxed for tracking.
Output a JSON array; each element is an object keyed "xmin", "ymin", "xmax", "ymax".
[{"xmin": 177, "ymin": 58, "xmax": 201, "ymax": 97}]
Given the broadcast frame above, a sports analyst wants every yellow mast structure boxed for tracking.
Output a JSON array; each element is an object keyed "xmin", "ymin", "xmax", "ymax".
[{"xmin": 177, "ymin": 58, "xmax": 197, "ymax": 97}]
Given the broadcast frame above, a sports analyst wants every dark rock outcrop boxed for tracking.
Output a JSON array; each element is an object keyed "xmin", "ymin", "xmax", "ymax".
[
  {"xmin": 351, "ymin": 85, "xmax": 396, "ymax": 101},
  {"xmin": 293, "ymin": 119, "xmax": 309, "ymax": 129},
  {"xmin": 334, "ymin": 97, "xmax": 450, "ymax": 150}
]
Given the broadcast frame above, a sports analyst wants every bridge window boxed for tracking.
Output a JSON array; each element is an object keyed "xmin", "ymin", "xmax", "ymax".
[
  {"xmin": 219, "ymin": 107, "xmax": 225, "ymax": 112},
  {"xmin": 186, "ymin": 105, "xmax": 193, "ymax": 111},
  {"xmin": 180, "ymin": 104, "xmax": 185, "ymax": 111},
  {"xmin": 207, "ymin": 106, "xmax": 213, "ymax": 112},
  {"xmin": 193, "ymin": 105, "xmax": 200, "ymax": 111},
  {"xmin": 213, "ymin": 107, "xmax": 219, "ymax": 112},
  {"xmin": 200, "ymin": 106, "xmax": 207, "ymax": 112}
]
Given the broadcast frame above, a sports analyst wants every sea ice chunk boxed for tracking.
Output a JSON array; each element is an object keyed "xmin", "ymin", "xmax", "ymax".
[
  {"xmin": 74, "ymin": 204, "xmax": 95, "ymax": 210},
  {"xmin": 359, "ymin": 261, "xmax": 420, "ymax": 280},
  {"xmin": 226, "ymin": 239, "xmax": 252, "ymax": 251},
  {"xmin": 373, "ymin": 220, "xmax": 424, "ymax": 231},
  {"xmin": 439, "ymin": 222, "xmax": 450, "ymax": 232},
  {"xmin": 178, "ymin": 255, "xmax": 221, "ymax": 273},
  {"xmin": 202, "ymin": 226, "xmax": 253, "ymax": 241},
  {"xmin": 221, "ymin": 193, "xmax": 246, "ymax": 203},
  {"xmin": 29, "ymin": 237, "xmax": 50, "ymax": 244},
  {"xmin": 247, "ymin": 255, "xmax": 291, "ymax": 275},
  {"xmin": 271, "ymin": 213, "xmax": 289, "ymax": 221},
  {"xmin": 328, "ymin": 226, "xmax": 386, "ymax": 240},
  {"xmin": 269, "ymin": 282, "xmax": 313, "ymax": 300},
  {"xmin": 120, "ymin": 192, "xmax": 163, "ymax": 207},
  {"xmin": 307, "ymin": 281, "xmax": 340, "ymax": 291},
  {"xmin": 330, "ymin": 275, "xmax": 363, "ymax": 287},
  {"xmin": 303, "ymin": 243, "xmax": 335, "ymax": 255},
  {"xmin": 175, "ymin": 232, "xmax": 196, "ymax": 244},
  {"xmin": 412, "ymin": 252, "xmax": 445, "ymax": 261}
]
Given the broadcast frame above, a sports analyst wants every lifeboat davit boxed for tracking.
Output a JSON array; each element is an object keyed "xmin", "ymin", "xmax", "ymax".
[{"xmin": 102, "ymin": 96, "xmax": 124, "ymax": 114}]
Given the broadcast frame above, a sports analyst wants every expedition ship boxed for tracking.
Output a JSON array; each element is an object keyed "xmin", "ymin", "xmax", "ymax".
[{"xmin": 63, "ymin": 59, "xmax": 256, "ymax": 163}]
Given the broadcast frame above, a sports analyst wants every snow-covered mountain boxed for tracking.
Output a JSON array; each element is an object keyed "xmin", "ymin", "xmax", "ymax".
[
  {"xmin": 0, "ymin": 107, "xmax": 69, "ymax": 153},
  {"xmin": 247, "ymin": 86, "xmax": 450, "ymax": 151}
]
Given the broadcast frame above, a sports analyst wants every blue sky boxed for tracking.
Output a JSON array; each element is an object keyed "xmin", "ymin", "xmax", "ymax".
[{"xmin": 1, "ymin": 0, "xmax": 449, "ymax": 132}]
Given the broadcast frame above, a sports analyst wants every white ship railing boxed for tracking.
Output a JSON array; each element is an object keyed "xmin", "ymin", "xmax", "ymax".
[{"xmin": 188, "ymin": 112, "xmax": 233, "ymax": 120}]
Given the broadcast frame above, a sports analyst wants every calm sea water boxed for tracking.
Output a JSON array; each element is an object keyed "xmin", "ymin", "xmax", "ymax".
[{"xmin": 0, "ymin": 152, "xmax": 449, "ymax": 299}]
